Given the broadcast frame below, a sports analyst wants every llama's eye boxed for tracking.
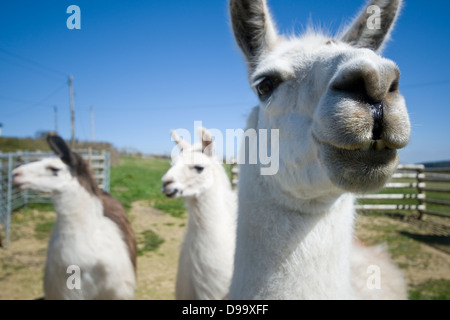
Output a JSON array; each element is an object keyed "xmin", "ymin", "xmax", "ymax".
[
  {"xmin": 47, "ymin": 166, "xmax": 60, "ymax": 176},
  {"xmin": 193, "ymin": 166, "xmax": 204, "ymax": 173},
  {"xmin": 256, "ymin": 77, "xmax": 281, "ymax": 97}
]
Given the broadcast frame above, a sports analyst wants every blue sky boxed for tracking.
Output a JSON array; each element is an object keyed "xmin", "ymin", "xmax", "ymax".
[{"xmin": 0, "ymin": 0, "xmax": 449, "ymax": 164}]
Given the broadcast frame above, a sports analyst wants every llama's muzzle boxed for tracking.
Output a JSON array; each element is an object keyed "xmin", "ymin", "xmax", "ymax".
[
  {"xmin": 161, "ymin": 180, "xmax": 179, "ymax": 198},
  {"xmin": 331, "ymin": 59, "xmax": 400, "ymax": 104},
  {"xmin": 12, "ymin": 169, "xmax": 25, "ymax": 188}
]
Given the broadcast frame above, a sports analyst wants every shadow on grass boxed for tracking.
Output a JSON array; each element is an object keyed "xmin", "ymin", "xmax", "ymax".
[{"xmin": 400, "ymin": 231, "xmax": 450, "ymax": 254}]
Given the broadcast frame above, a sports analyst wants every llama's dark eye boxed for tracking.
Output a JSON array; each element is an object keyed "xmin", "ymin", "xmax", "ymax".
[
  {"xmin": 256, "ymin": 77, "xmax": 281, "ymax": 97},
  {"xmin": 47, "ymin": 166, "xmax": 60, "ymax": 176},
  {"xmin": 193, "ymin": 166, "xmax": 204, "ymax": 173}
]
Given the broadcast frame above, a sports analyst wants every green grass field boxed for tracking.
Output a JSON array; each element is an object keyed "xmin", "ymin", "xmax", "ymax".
[
  {"xmin": 109, "ymin": 156, "xmax": 234, "ymax": 217},
  {"xmin": 109, "ymin": 156, "xmax": 186, "ymax": 217}
]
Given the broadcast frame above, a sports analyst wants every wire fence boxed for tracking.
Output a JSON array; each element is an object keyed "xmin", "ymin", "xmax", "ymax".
[{"xmin": 0, "ymin": 150, "xmax": 110, "ymax": 248}]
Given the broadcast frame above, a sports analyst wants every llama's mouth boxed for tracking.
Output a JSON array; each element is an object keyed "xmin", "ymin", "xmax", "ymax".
[
  {"xmin": 13, "ymin": 182, "xmax": 33, "ymax": 191},
  {"xmin": 318, "ymin": 139, "xmax": 398, "ymax": 164},
  {"xmin": 162, "ymin": 188, "xmax": 179, "ymax": 198},
  {"xmin": 313, "ymin": 134, "xmax": 399, "ymax": 192},
  {"xmin": 166, "ymin": 190, "xmax": 178, "ymax": 198},
  {"xmin": 12, "ymin": 181, "xmax": 25, "ymax": 189},
  {"xmin": 12, "ymin": 177, "xmax": 27, "ymax": 189},
  {"xmin": 312, "ymin": 132, "xmax": 394, "ymax": 154},
  {"xmin": 357, "ymin": 139, "xmax": 390, "ymax": 152}
]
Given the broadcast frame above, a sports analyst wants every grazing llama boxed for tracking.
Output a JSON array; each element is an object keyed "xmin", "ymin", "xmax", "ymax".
[
  {"xmin": 161, "ymin": 127, "xmax": 237, "ymax": 300},
  {"xmin": 12, "ymin": 134, "xmax": 137, "ymax": 300},
  {"xmin": 229, "ymin": 0, "xmax": 410, "ymax": 299}
]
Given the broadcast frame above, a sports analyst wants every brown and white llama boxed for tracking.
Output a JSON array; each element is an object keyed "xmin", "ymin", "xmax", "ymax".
[
  {"xmin": 12, "ymin": 134, "xmax": 137, "ymax": 300},
  {"xmin": 161, "ymin": 127, "xmax": 237, "ymax": 300},
  {"xmin": 228, "ymin": 0, "xmax": 410, "ymax": 299}
]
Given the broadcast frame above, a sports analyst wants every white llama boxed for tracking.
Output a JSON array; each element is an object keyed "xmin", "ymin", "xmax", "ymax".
[
  {"xmin": 12, "ymin": 134, "xmax": 137, "ymax": 300},
  {"xmin": 161, "ymin": 127, "xmax": 237, "ymax": 300},
  {"xmin": 229, "ymin": 0, "xmax": 410, "ymax": 299}
]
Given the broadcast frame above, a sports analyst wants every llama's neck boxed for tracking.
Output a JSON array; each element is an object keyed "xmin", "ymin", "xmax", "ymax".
[
  {"xmin": 184, "ymin": 175, "xmax": 236, "ymax": 240},
  {"xmin": 46, "ymin": 181, "xmax": 136, "ymax": 300},
  {"xmin": 182, "ymin": 168, "xmax": 236, "ymax": 265},
  {"xmin": 179, "ymin": 170, "xmax": 237, "ymax": 299},
  {"xmin": 51, "ymin": 182, "xmax": 103, "ymax": 227},
  {"xmin": 229, "ymin": 162, "xmax": 356, "ymax": 299}
]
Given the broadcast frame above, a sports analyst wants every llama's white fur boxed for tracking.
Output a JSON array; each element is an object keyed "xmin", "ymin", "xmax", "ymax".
[
  {"xmin": 229, "ymin": 0, "xmax": 410, "ymax": 299},
  {"xmin": 162, "ymin": 128, "xmax": 237, "ymax": 300},
  {"xmin": 12, "ymin": 140, "xmax": 136, "ymax": 300}
]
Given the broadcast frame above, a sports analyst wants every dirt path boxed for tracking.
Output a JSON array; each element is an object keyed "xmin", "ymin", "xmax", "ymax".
[
  {"xmin": 0, "ymin": 202, "xmax": 449, "ymax": 300},
  {"xmin": 355, "ymin": 213, "xmax": 450, "ymax": 291},
  {"xmin": 0, "ymin": 209, "xmax": 54, "ymax": 299},
  {"xmin": 130, "ymin": 201, "xmax": 186, "ymax": 300}
]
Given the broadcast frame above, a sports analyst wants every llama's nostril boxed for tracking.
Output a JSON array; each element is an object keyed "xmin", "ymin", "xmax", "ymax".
[
  {"xmin": 332, "ymin": 62, "xmax": 400, "ymax": 104},
  {"xmin": 389, "ymin": 79, "xmax": 399, "ymax": 93},
  {"xmin": 332, "ymin": 74, "xmax": 367, "ymax": 98},
  {"xmin": 332, "ymin": 66, "xmax": 375, "ymax": 103},
  {"xmin": 162, "ymin": 180, "xmax": 173, "ymax": 189}
]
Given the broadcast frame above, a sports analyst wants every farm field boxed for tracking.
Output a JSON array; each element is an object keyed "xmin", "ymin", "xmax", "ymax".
[{"xmin": 0, "ymin": 156, "xmax": 449, "ymax": 300}]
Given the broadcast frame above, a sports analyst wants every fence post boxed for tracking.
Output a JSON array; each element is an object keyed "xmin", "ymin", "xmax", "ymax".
[
  {"xmin": 88, "ymin": 147, "xmax": 92, "ymax": 168},
  {"xmin": 0, "ymin": 156, "xmax": 3, "ymax": 248},
  {"xmin": 23, "ymin": 151, "xmax": 29, "ymax": 207},
  {"xmin": 6, "ymin": 154, "xmax": 12, "ymax": 249},
  {"xmin": 103, "ymin": 151, "xmax": 110, "ymax": 193},
  {"xmin": 417, "ymin": 165, "xmax": 426, "ymax": 220}
]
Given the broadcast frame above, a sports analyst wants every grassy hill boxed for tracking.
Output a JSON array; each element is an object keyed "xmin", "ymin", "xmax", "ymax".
[
  {"xmin": 0, "ymin": 137, "xmax": 49, "ymax": 153},
  {"xmin": 423, "ymin": 161, "xmax": 450, "ymax": 168},
  {"xmin": 0, "ymin": 136, "xmax": 120, "ymax": 166}
]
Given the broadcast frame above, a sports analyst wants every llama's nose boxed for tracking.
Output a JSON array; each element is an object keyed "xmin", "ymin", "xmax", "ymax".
[
  {"xmin": 332, "ymin": 61, "xmax": 400, "ymax": 104},
  {"xmin": 161, "ymin": 179, "xmax": 179, "ymax": 198},
  {"xmin": 161, "ymin": 180, "xmax": 173, "ymax": 190},
  {"xmin": 12, "ymin": 170, "xmax": 22, "ymax": 186},
  {"xmin": 332, "ymin": 61, "xmax": 400, "ymax": 140},
  {"xmin": 161, "ymin": 178, "xmax": 175, "ymax": 192}
]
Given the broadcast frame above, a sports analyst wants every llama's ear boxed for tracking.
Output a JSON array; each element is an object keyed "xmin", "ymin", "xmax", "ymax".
[
  {"xmin": 199, "ymin": 127, "xmax": 214, "ymax": 157},
  {"xmin": 171, "ymin": 130, "xmax": 190, "ymax": 150},
  {"xmin": 340, "ymin": 0, "xmax": 403, "ymax": 52},
  {"xmin": 230, "ymin": 0, "xmax": 279, "ymax": 71},
  {"xmin": 46, "ymin": 134, "xmax": 77, "ymax": 168}
]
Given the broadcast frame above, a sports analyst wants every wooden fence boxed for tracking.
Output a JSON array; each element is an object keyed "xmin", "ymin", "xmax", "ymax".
[
  {"xmin": 417, "ymin": 166, "xmax": 450, "ymax": 218},
  {"xmin": 354, "ymin": 164, "xmax": 426, "ymax": 214},
  {"xmin": 230, "ymin": 163, "xmax": 450, "ymax": 219}
]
